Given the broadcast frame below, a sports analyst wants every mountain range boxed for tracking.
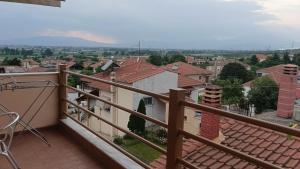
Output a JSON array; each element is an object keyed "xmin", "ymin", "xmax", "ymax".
[{"xmin": 0, "ymin": 36, "xmax": 114, "ymax": 47}]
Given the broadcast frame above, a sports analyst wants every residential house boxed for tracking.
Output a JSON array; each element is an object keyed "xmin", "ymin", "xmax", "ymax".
[
  {"xmin": 0, "ymin": 66, "xmax": 27, "ymax": 73},
  {"xmin": 243, "ymin": 64, "xmax": 284, "ymax": 95},
  {"xmin": 21, "ymin": 58, "xmax": 40, "ymax": 68},
  {"xmin": 256, "ymin": 54, "xmax": 268, "ymax": 62},
  {"xmin": 206, "ymin": 56, "xmax": 251, "ymax": 79},
  {"xmin": 164, "ymin": 61, "xmax": 212, "ymax": 103},
  {"xmin": 151, "ymin": 85, "xmax": 300, "ymax": 169},
  {"xmin": 80, "ymin": 58, "xmax": 179, "ymax": 137}
]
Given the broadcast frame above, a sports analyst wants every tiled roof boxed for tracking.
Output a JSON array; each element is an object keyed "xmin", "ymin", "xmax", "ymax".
[
  {"xmin": 27, "ymin": 66, "xmax": 51, "ymax": 72},
  {"xmin": 81, "ymin": 59, "xmax": 167, "ymax": 91},
  {"xmin": 164, "ymin": 61, "xmax": 212, "ymax": 76},
  {"xmin": 89, "ymin": 62, "xmax": 104, "ymax": 69},
  {"xmin": 178, "ymin": 75, "xmax": 203, "ymax": 88},
  {"xmin": 243, "ymin": 64, "xmax": 284, "ymax": 87},
  {"xmin": 151, "ymin": 117, "xmax": 300, "ymax": 169},
  {"xmin": 22, "ymin": 58, "xmax": 39, "ymax": 65},
  {"xmin": 256, "ymin": 54, "xmax": 268, "ymax": 61}
]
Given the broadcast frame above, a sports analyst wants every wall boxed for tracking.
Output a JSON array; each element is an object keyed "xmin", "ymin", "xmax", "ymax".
[
  {"xmin": 0, "ymin": 73, "xmax": 60, "ymax": 131},
  {"xmin": 132, "ymin": 71, "xmax": 177, "ymax": 126},
  {"xmin": 184, "ymin": 107, "xmax": 200, "ymax": 135},
  {"xmin": 116, "ymin": 87, "xmax": 133, "ymax": 136}
]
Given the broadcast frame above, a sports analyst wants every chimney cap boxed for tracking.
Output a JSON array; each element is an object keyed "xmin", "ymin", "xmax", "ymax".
[{"xmin": 205, "ymin": 85, "xmax": 221, "ymax": 90}]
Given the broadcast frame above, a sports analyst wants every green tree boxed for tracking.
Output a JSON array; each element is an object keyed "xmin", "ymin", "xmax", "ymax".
[
  {"xmin": 294, "ymin": 53, "xmax": 300, "ymax": 66},
  {"xmin": 169, "ymin": 54, "xmax": 185, "ymax": 63},
  {"xmin": 68, "ymin": 75, "xmax": 80, "ymax": 87},
  {"xmin": 42, "ymin": 48, "xmax": 53, "ymax": 57},
  {"xmin": 219, "ymin": 63, "xmax": 251, "ymax": 83},
  {"xmin": 2, "ymin": 57, "xmax": 21, "ymax": 66},
  {"xmin": 250, "ymin": 55, "xmax": 258, "ymax": 65},
  {"xmin": 215, "ymin": 79, "xmax": 244, "ymax": 106},
  {"xmin": 148, "ymin": 55, "xmax": 162, "ymax": 66},
  {"xmin": 248, "ymin": 76, "xmax": 279, "ymax": 113},
  {"xmin": 283, "ymin": 52, "xmax": 290, "ymax": 64},
  {"xmin": 127, "ymin": 99, "xmax": 146, "ymax": 135}
]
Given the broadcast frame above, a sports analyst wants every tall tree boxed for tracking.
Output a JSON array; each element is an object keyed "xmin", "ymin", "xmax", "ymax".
[
  {"xmin": 169, "ymin": 54, "xmax": 186, "ymax": 63},
  {"xmin": 215, "ymin": 79, "xmax": 244, "ymax": 107},
  {"xmin": 148, "ymin": 54, "xmax": 162, "ymax": 66},
  {"xmin": 219, "ymin": 63, "xmax": 251, "ymax": 83},
  {"xmin": 250, "ymin": 55, "xmax": 258, "ymax": 65},
  {"xmin": 283, "ymin": 52, "xmax": 290, "ymax": 64},
  {"xmin": 43, "ymin": 48, "xmax": 53, "ymax": 57},
  {"xmin": 127, "ymin": 99, "xmax": 146, "ymax": 135},
  {"xmin": 248, "ymin": 76, "xmax": 278, "ymax": 113}
]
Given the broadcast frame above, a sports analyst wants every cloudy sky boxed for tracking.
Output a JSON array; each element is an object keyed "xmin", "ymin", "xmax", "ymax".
[{"xmin": 0, "ymin": 0, "xmax": 299, "ymax": 49}]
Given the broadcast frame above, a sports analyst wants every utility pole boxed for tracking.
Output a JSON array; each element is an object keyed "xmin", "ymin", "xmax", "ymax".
[{"xmin": 138, "ymin": 40, "xmax": 141, "ymax": 56}]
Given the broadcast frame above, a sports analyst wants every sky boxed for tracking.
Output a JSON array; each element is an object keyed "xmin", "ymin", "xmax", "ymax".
[{"xmin": 0, "ymin": 0, "xmax": 299, "ymax": 50}]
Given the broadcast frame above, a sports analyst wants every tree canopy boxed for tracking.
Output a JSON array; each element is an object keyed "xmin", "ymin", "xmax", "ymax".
[
  {"xmin": 2, "ymin": 57, "xmax": 21, "ymax": 66},
  {"xmin": 219, "ymin": 63, "xmax": 252, "ymax": 83},
  {"xmin": 250, "ymin": 55, "xmax": 258, "ymax": 65},
  {"xmin": 127, "ymin": 99, "xmax": 146, "ymax": 135},
  {"xmin": 42, "ymin": 48, "xmax": 53, "ymax": 57},
  {"xmin": 215, "ymin": 79, "xmax": 244, "ymax": 106},
  {"xmin": 248, "ymin": 76, "xmax": 278, "ymax": 113},
  {"xmin": 148, "ymin": 55, "xmax": 162, "ymax": 66}
]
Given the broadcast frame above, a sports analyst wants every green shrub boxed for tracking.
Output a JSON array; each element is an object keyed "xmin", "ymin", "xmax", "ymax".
[{"xmin": 113, "ymin": 136, "xmax": 124, "ymax": 145}]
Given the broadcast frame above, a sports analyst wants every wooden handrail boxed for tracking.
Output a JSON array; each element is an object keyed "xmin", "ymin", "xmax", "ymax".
[
  {"xmin": 65, "ymin": 99, "xmax": 167, "ymax": 154},
  {"xmin": 60, "ymin": 69, "xmax": 298, "ymax": 169},
  {"xmin": 65, "ymin": 70, "xmax": 170, "ymax": 101},
  {"xmin": 182, "ymin": 100, "xmax": 300, "ymax": 138},
  {"xmin": 65, "ymin": 85, "xmax": 168, "ymax": 128},
  {"xmin": 63, "ymin": 112, "xmax": 152, "ymax": 169},
  {"xmin": 179, "ymin": 129, "xmax": 281, "ymax": 169}
]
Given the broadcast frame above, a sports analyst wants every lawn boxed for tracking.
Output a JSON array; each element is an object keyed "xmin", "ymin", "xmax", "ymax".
[{"xmin": 120, "ymin": 138, "xmax": 162, "ymax": 164}]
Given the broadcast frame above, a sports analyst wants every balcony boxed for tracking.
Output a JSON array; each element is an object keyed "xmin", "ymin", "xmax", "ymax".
[{"xmin": 1, "ymin": 65, "xmax": 300, "ymax": 169}]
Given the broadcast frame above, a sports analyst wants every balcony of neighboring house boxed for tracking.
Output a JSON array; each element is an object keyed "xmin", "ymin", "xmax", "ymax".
[{"xmin": 1, "ymin": 65, "xmax": 300, "ymax": 169}]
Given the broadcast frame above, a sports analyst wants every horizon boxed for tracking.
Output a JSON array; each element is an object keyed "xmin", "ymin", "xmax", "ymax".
[{"xmin": 0, "ymin": 0, "xmax": 300, "ymax": 50}]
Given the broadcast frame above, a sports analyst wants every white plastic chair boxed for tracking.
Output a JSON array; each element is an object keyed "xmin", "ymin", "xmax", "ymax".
[{"xmin": 0, "ymin": 112, "xmax": 20, "ymax": 169}]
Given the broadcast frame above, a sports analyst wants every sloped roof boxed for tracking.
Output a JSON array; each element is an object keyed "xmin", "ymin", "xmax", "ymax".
[
  {"xmin": 164, "ymin": 61, "xmax": 212, "ymax": 76},
  {"xmin": 22, "ymin": 58, "xmax": 39, "ymax": 65},
  {"xmin": 81, "ymin": 59, "xmax": 168, "ymax": 91},
  {"xmin": 243, "ymin": 64, "xmax": 284, "ymax": 87},
  {"xmin": 151, "ymin": 118, "xmax": 300, "ymax": 169},
  {"xmin": 256, "ymin": 54, "xmax": 269, "ymax": 61},
  {"xmin": 178, "ymin": 75, "xmax": 203, "ymax": 88}
]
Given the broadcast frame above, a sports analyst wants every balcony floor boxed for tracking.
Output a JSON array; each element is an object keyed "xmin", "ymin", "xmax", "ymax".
[{"xmin": 0, "ymin": 127, "xmax": 105, "ymax": 169}]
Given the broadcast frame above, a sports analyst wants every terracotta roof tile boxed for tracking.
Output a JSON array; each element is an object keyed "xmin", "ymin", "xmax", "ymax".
[
  {"xmin": 151, "ymin": 118, "xmax": 300, "ymax": 169},
  {"xmin": 285, "ymin": 159, "xmax": 299, "ymax": 168},
  {"xmin": 178, "ymin": 75, "xmax": 203, "ymax": 88},
  {"xmin": 164, "ymin": 61, "xmax": 212, "ymax": 76},
  {"xmin": 81, "ymin": 59, "xmax": 169, "ymax": 91}
]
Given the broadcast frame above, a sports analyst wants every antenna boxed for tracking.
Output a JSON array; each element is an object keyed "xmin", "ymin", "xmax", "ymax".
[{"xmin": 138, "ymin": 40, "xmax": 141, "ymax": 56}]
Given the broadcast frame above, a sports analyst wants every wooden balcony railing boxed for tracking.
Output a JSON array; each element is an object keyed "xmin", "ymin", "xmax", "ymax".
[{"xmin": 58, "ymin": 65, "xmax": 300, "ymax": 169}]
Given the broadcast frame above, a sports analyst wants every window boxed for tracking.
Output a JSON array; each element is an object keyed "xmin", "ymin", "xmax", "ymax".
[
  {"xmin": 143, "ymin": 97, "xmax": 153, "ymax": 105},
  {"xmin": 195, "ymin": 111, "xmax": 202, "ymax": 119}
]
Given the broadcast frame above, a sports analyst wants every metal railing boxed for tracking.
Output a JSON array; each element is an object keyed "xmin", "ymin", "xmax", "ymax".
[{"xmin": 58, "ymin": 65, "xmax": 300, "ymax": 169}]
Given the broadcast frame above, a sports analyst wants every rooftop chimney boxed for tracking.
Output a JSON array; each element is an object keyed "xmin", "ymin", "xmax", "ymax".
[
  {"xmin": 200, "ymin": 85, "xmax": 221, "ymax": 140},
  {"xmin": 277, "ymin": 64, "xmax": 298, "ymax": 118}
]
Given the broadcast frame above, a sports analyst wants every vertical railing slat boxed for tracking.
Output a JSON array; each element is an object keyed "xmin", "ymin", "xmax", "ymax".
[
  {"xmin": 59, "ymin": 64, "xmax": 67, "ymax": 119},
  {"xmin": 166, "ymin": 88, "xmax": 185, "ymax": 169}
]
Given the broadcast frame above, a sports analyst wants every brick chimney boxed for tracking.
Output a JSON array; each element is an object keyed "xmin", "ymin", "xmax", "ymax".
[
  {"xmin": 200, "ymin": 85, "xmax": 221, "ymax": 140},
  {"xmin": 277, "ymin": 64, "xmax": 298, "ymax": 118}
]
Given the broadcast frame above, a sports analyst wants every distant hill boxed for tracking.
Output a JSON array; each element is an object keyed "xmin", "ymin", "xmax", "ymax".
[{"xmin": 0, "ymin": 36, "xmax": 114, "ymax": 47}]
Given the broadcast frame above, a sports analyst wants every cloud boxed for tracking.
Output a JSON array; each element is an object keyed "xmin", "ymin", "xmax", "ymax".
[
  {"xmin": 222, "ymin": 0, "xmax": 300, "ymax": 27},
  {"xmin": 39, "ymin": 29, "xmax": 118, "ymax": 44}
]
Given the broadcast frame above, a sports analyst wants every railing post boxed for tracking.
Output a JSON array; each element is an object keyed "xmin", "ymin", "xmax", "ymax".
[
  {"xmin": 59, "ymin": 64, "xmax": 67, "ymax": 119},
  {"xmin": 166, "ymin": 88, "xmax": 185, "ymax": 169}
]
